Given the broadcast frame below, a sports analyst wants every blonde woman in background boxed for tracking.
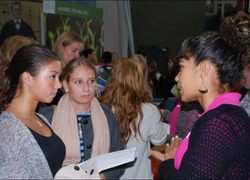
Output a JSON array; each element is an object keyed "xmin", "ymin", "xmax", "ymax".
[
  {"xmin": 131, "ymin": 54, "xmax": 157, "ymax": 98},
  {"xmin": 48, "ymin": 31, "xmax": 83, "ymax": 105},
  {"xmin": 0, "ymin": 35, "xmax": 38, "ymax": 73},
  {"xmin": 52, "ymin": 31, "xmax": 82, "ymax": 68}
]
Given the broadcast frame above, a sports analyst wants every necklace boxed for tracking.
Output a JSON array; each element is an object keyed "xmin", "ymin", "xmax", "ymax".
[{"xmin": 9, "ymin": 104, "xmax": 43, "ymax": 127}]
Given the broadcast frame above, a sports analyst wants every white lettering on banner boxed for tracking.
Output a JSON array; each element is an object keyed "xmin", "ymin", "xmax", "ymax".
[
  {"xmin": 57, "ymin": 6, "xmax": 90, "ymax": 16},
  {"xmin": 71, "ymin": 8, "xmax": 89, "ymax": 15},
  {"xmin": 58, "ymin": 6, "xmax": 71, "ymax": 13},
  {"xmin": 77, "ymin": 9, "xmax": 89, "ymax": 15}
]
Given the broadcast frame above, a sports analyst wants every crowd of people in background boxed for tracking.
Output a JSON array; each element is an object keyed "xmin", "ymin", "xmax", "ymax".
[{"xmin": 0, "ymin": 10, "xmax": 249, "ymax": 179}]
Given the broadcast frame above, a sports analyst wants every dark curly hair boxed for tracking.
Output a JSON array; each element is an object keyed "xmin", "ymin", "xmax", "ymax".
[
  {"xmin": 184, "ymin": 11, "xmax": 249, "ymax": 90},
  {"xmin": 220, "ymin": 11, "xmax": 250, "ymax": 54}
]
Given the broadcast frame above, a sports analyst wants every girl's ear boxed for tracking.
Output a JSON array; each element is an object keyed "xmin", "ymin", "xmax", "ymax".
[
  {"xmin": 21, "ymin": 72, "xmax": 33, "ymax": 86},
  {"xmin": 199, "ymin": 60, "xmax": 211, "ymax": 79},
  {"xmin": 62, "ymin": 79, "xmax": 69, "ymax": 92}
]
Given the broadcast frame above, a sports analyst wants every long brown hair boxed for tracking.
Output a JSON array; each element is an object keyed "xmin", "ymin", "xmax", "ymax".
[{"xmin": 101, "ymin": 58, "xmax": 159, "ymax": 146}]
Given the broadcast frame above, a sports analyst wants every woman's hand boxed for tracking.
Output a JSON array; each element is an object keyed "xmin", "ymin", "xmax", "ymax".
[
  {"xmin": 149, "ymin": 149, "xmax": 165, "ymax": 162},
  {"xmin": 165, "ymin": 136, "xmax": 183, "ymax": 160},
  {"xmin": 149, "ymin": 136, "xmax": 183, "ymax": 162}
]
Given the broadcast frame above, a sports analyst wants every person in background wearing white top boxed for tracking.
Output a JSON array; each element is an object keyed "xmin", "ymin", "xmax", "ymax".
[{"xmin": 101, "ymin": 58, "xmax": 168, "ymax": 179}]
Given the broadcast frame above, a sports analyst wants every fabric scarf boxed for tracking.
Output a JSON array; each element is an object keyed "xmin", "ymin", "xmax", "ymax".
[{"xmin": 52, "ymin": 93, "xmax": 110, "ymax": 165}]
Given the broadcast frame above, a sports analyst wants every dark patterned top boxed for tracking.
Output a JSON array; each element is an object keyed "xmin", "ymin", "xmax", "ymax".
[{"xmin": 159, "ymin": 104, "xmax": 250, "ymax": 179}]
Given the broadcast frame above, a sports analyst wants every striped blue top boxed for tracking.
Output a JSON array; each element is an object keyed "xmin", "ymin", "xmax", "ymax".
[{"xmin": 77, "ymin": 112, "xmax": 91, "ymax": 162}]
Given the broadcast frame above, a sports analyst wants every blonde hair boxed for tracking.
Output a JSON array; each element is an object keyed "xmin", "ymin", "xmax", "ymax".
[
  {"xmin": 130, "ymin": 54, "xmax": 153, "ymax": 98},
  {"xmin": 0, "ymin": 35, "xmax": 38, "ymax": 72},
  {"xmin": 131, "ymin": 54, "xmax": 148, "ymax": 82},
  {"xmin": 53, "ymin": 31, "xmax": 82, "ymax": 60},
  {"xmin": 101, "ymin": 58, "xmax": 158, "ymax": 146}
]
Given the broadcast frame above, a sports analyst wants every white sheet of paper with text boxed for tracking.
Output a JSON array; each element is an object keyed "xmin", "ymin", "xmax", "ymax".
[{"xmin": 78, "ymin": 147, "xmax": 136, "ymax": 172}]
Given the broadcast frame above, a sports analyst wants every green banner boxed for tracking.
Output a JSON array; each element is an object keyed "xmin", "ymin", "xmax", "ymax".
[{"xmin": 55, "ymin": 1, "xmax": 103, "ymax": 20}]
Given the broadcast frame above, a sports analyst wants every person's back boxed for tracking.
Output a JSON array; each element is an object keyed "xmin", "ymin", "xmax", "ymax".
[
  {"xmin": 120, "ymin": 103, "xmax": 167, "ymax": 179},
  {"xmin": 98, "ymin": 65, "xmax": 112, "ymax": 81},
  {"xmin": 101, "ymin": 58, "xmax": 168, "ymax": 179},
  {"xmin": 97, "ymin": 51, "xmax": 113, "ymax": 81}
]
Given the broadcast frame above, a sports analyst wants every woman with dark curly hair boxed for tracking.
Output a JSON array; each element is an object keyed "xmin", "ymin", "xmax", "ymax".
[{"xmin": 150, "ymin": 11, "xmax": 250, "ymax": 179}]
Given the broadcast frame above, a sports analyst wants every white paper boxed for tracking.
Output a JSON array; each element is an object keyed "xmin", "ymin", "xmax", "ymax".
[{"xmin": 78, "ymin": 147, "xmax": 136, "ymax": 173}]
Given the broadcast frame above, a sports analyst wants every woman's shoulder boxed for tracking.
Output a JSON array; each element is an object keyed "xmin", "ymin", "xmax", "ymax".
[
  {"xmin": 0, "ymin": 111, "xmax": 19, "ymax": 127},
  {"xmin": 141, "ymin": 103, "xmax": 161, "ymax": 122},
  {"xmin": 201, "ymin": 104, "xmax": 248, "ymax": 122},
  {"xmin": 199, "ymin": 104, "xmax": 250, "ymax": 134},
  {"xmin": 142, "ymin": 103, "xmax": 160, "ymax": 114},
  {"xmin": 211, "ymin": 104, "xmax": 248, "ymax": 118},
  {"xmin": 99, "ymin": 102, "xmax": 111, "ymax": 112},
  {"xmin": 99, "ymin": 102, "xmax": 116, "ymax": 120},
  {"xmin": 0, "ymin": 112, "xmax": 32, "ymax": 142}
]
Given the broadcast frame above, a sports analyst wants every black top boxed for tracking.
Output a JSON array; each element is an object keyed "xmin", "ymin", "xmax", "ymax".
[
  {"xmin": 159, "ymin": 104, "xmax": 250, "ymax": 179},
  {"xmin": 28, "ymin": 116, "xmax": 65, "ymax": 177}
]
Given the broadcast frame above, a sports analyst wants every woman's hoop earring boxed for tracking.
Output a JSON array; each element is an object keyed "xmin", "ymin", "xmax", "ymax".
[{"xmin": 199, "ymin": 79, "xmax": 208, "ymax": 94}]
